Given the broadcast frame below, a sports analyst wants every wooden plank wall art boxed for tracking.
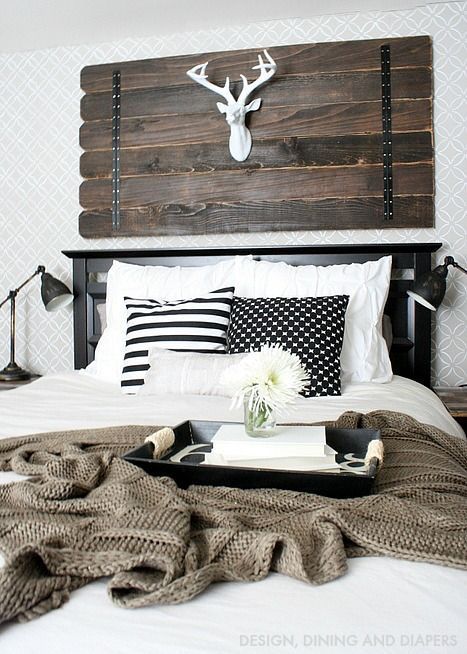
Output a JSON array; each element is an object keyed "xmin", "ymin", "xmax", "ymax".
[{"xmin": 79, "ymin": 36, "xmax": 434, "ymax": 237}]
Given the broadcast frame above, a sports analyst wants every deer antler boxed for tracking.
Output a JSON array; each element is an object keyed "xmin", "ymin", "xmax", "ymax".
[
  {"xmin": 186, "ymin": 63, "xmax": 235, "ymax": 104},
  {"xmin": 186, "ymin": 51, "xmax": 277, "ymax": 162},
  {"xmin": 237, "ymin": 49, "xmax": 277, "ymax": 105}
]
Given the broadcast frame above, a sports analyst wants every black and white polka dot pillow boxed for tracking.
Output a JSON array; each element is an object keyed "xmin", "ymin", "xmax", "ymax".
[{"xmin": 227, "ymin": 295, "xmax": 349, "ymax": 397}]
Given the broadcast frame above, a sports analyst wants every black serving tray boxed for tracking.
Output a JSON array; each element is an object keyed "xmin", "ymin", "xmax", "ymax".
[{"xmin": 123, "ymin": 421, "xmax": 381, "ymax": 498}]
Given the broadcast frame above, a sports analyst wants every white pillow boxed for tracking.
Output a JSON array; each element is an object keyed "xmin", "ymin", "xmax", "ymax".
[
  {"xmin": 239, "ymin": 256, "xmax": 393, "ymax": 383},
  {"xmin": 96, "ymin": 302, "xmax": 107, "ymax": 333},
  {"xmin": 121, "ymin": 287, "xmax": 235, "ymax": 393},
  {"xmin": 84, "ymin": 256, "xmax": 252, "ymax": 384},
  {"xmin": 140, "ymin": 349, "xmax": 247, "ymax": 396}
]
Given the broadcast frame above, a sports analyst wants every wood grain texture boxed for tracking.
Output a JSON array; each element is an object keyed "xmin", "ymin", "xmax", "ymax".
[
  {"xmin": 80, "ymin": 132, "xmax": 433, "ymax": 178},
  {"xmin": 80, "ymin": 163, "xmax": 433, "ymax": 208},
  {"xmin": 81, "ymin": 36, "xmax": 431, "ymax": 93},
  {"xmin": 80, "ymin": 99, "xmax": 432, "ymax": 151},
  {"xmin": 79, "ymin": 195, "xmax": 434, "ymax": 237},
  {"xmin": 79, "ymin": 35, "xmax": 434, "ymax": 236},
  {"xmin": 81, "ymin": 68, "xmax": 432, "ymax": 121},
  {"xmin": 433, "ymin": 388, "xmax": 467, "ymax": 418}
]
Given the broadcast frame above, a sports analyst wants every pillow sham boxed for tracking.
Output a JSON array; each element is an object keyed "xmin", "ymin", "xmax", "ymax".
[
  {"xmin": 96, "ymin": 302, "xmax": 107, "ymax": 333},
  {"xmin": 238, "ymin": 256, "xmax": 392, "ymax": 384},
  {"xmin": 227, "ymin": 294, "xmax": 349, "ymax": 397},
  {"xmin": 121, "ymin": 287, "xmax": 235, "ymax": 392},
  {"xmin": 140, "ymin": 349, "xmax": 247, "ymax": 396},
  {"xmin": 84, "ymin": 256, "xmax": 251, "ymax": 384}
]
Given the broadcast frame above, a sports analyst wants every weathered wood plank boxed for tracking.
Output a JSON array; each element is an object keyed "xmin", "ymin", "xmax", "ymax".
[
  {"xmin": 79, "ymin": 163, "xmax": 433, "ymax": 209},
  {"xmin": 81, "ymin": 68, "xmax": 432, "ymax": 121},
  {"xmin": 79, "ymin": 195, "xmax": 434, "ymax": 237},
  {"xmin": 79, "ymin": 36, "xmax": 433, "ymax": 238},
  {"xmin": 79, "ymin": 99, "xmax": 432, "ymax": 151},
  {"xmin": 80, "ymin": 132, "xmax": 433, "ymax": 178},
  {"xmin": 81, "ymin": 36, "xmax": 431, "ymax": 93}
]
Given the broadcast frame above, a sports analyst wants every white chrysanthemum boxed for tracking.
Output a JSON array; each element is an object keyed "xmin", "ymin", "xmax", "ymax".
[{"xmin": 221, "ymin": 344, "xmax": 310, "ymax": 413}]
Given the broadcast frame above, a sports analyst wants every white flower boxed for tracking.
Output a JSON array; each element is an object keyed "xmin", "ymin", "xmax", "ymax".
[{"xmin": 221, "ymin": 344, "xmax": 310, "ymax": 414}]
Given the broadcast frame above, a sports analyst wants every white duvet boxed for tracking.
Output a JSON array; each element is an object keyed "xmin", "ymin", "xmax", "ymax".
[
  {"xmin": 0, "ymin": 373, "xmax": 465, "ymax": 653},
  {"xmin": 0, "ymin": 371, "xmax": 464, "ymax": 440}
]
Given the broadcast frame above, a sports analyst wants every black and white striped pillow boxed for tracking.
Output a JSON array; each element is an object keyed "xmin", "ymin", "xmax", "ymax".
[{"xmin": 121, "ymin": 287, "xmax": 235, "ymax": 392}]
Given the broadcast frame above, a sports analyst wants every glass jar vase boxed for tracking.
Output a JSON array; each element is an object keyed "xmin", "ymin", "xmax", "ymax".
[{"xmin": 243, "ymin": 394, "xmax": 277, "ymax": 437}]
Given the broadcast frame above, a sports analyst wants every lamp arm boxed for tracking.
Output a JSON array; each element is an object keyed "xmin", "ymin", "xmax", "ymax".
[
  {"xmin": 451, "ymin": 261, "xmax": 467, "ymax": 276},
  {"xmin": 0, "ymin": 266, "xmax": 45, "ymax": 310}
]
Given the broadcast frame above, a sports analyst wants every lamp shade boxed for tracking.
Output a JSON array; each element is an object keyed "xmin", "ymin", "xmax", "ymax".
[
  {"xmin": 40, "ymin": 272, "xmax": 74, "ymax": 312},
  {"xmin": 406, "ymin": 255, "xmax": 467, "ymax": 312},
  {"xmin": 407, "ymin": 264, "xmax": 448, "ymax": 311}
]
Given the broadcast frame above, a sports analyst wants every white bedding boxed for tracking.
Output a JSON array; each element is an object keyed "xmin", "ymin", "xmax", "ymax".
[
  {"xmin": 0, "ymin": 372, "xmax": 464, "ymax": 441},
  {"xmin": 0, "ymin": 373, "xmax": 466, "ymax": 653}
]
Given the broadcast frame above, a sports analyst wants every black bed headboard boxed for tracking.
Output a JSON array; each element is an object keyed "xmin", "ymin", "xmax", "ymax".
[{"xmin": 63, "ymin": 243, "xmax": 441, "ymax": 387}]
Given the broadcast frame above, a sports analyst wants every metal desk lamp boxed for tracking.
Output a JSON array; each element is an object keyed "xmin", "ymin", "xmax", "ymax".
[
  {"xmin": 0, "ymin": 265, "xmax": 73, "ymax": 382},
  {"xmin": 407, "ymin": 256, "xmax": 467, "ymax": 311}
]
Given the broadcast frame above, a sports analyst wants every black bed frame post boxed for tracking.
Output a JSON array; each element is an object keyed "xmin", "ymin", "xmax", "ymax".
[
  {"xmin": 71, "ymin": 256, "xmax": 87, "ymax": 370},
  {"xmin": 408, "ymin": 247, "xmax": 438, "ymax": 388}
]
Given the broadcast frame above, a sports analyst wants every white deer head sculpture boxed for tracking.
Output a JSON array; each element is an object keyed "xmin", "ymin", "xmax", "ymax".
[{"xmin": 186, "ymin": 50, "xmax": 277, "ymax": 162}]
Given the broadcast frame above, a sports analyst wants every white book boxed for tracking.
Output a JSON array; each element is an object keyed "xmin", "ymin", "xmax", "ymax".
[
  {"xmin": 203, "ymin": 452, "xmax": 340, "ymax": 472},
  {"xmin": 212, "ymin": 424, "xmax": 329, "ymax": 459}
]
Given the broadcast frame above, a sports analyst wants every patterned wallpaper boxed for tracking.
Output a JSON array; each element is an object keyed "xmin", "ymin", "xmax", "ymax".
[{"xmin": 0, "ymin": 1, "xmax": 465, "ymax": 385}]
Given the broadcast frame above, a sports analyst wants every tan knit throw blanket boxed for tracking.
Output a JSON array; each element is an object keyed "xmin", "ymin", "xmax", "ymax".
[{"xmin": 0, "ymin": 411, "xmax": 466, "ymax": 625}]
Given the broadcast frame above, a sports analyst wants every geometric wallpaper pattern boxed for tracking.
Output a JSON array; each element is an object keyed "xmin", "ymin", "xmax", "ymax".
[{"xmin": 0, "ymin": 1, "xmax": 465, "ymax": 385}]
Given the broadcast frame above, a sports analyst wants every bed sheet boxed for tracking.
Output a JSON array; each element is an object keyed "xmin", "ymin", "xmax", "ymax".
[
  {"xmin": 1, "ymin": 558, "xmax": 465, "ymax": 654},
  {"xmin": 0, "ymin": 373, "xmax": 465, "ymax": 652},
  {"xmin": 0, "ymin": 371, "xmax": 464, "ymax": 442}
]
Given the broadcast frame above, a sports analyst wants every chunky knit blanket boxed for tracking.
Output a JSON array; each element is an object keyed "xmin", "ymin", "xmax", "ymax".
[{"xmin": 0, "ymin": 411, "xmax": 466, "ymax": 625}]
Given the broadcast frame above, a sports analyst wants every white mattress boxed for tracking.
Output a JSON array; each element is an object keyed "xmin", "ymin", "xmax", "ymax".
[{"xmin": 0, "ymin": 373, "xmax": 466, "ymax": 652}]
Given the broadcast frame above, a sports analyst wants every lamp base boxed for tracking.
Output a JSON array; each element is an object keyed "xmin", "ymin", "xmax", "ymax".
[{"xmin": 0, "ymin": 362, "xmax": 32, "ymax": 382}]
